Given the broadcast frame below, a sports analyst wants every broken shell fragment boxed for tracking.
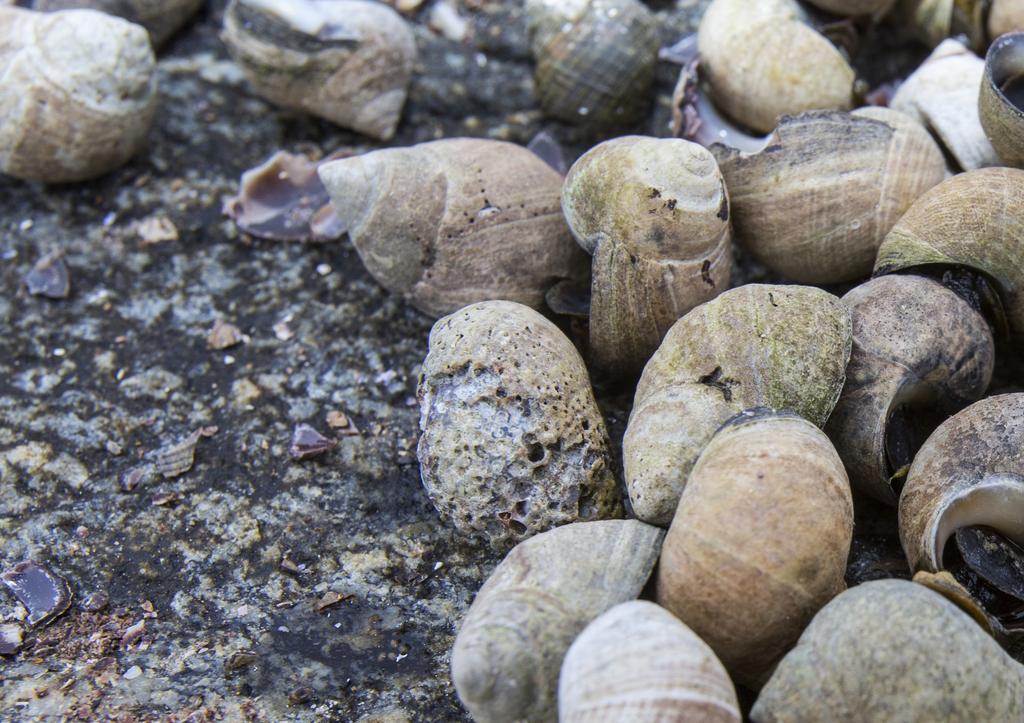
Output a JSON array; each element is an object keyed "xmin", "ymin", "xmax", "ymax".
[
  {"xmin": 0, "ymin": 7, "xmax": 157, "ymax": 183},
  {"xmin": 525, "ymin": 0, "xmax": 659, "ymax": 128},
  {"xmin": 451, "ymin": 519, "xmax": 664, "ymax": 723},
  {"xmin": 751, "ymin": 579, "xmax": 1024, "ymax": 722},
  {"xmin": 624, "ymin": 284, "xmax": 852, "ymax": 526},
  {"xmin": 558, "ymin": 600, "xmax": 741, "ymax": 723},
  {"xmin": 32, "ymin": 0, "xmax": 203, "ymax": 46},
  {"xmin": 222, "ymin": 0, "xmax": 416, "ymax": 141},
  {"xmin": 657, "ymin": 410, "xmax": 853, "ymax": 688},
  {"xmin": 24, "ymin": 251, "xmax": 70, "ymax": 299},
  {"xmin": 714, "ymin": 108, "xmax": 946, "ymax": 284},
  {"xmin": 417, "ymin": 301, "xmax": 620, "ymax": 548},
  {"xmin": 562, "ymin": 136, "xmax": 732, "ymax": 377},
  {"xmin": 825, "ymin": 275, "xmax": 994, "ymax": 505},
  {"xmin": 980, "ymin": 31, "xmax": 1024, "ymax": 168},
  {"xmin": 318, "ymin": 138, "xmax": 589, "ymax": 317},
  {"xmin": 1, "ymin": 561, "xmax": 73, "ymax": 628}
]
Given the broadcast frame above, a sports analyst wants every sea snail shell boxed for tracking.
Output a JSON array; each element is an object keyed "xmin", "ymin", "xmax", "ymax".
[
  {"xmin": 825, "ymin": 275, "xmax": 994, "ymax": 505},
  {"xmin": 980, "ymin": 31, "xmax": 1024, "ymax": 169},
  {"xmin": 713, "ymin": 108, "xmax": 946, "ymax": 284},
  {"xmin": 561, "ymin": 136, "xmax": 732, "ymax": 378},
  {"xmin": 989, "ymin": 0, "xmax": 1024, "ymax": 39},
  {"xmin": 751, "ymin": 579, "xmax": 1024, "ymax": 722},
  {"xmin": 31, "ymin": 0, "xmax": 203, "ymax": 46},
  {"xmin": 624, "ymin": 284, "xmax": 852, "ymax": 526},
  {"xmin": 222, "ymin": 0, "xmax": 416, "ymax": 141},
  {"xmin": 558, "ymin": 601, "xmax": 741, "ymax": 723},
  {"xmin": 698, "ymin": 0, "xmax": 855, "ymax": 133},
  {"xmin": 451, "ymin": 519, "xmax": 664, "ymax": 723},
  {"xmin": 657, "ymin": 410, "xmax": 853, "ymax": 688},
  {"xmin": 416, "ymin": 301, "xmax": 621, "ymax": 549},
  {"xmin": 525, "ymin": 0, "xmax": 659, "ymax": 128},
  {"xmin": 0, "ymin": 6, "xmax": 157, "ymax": 183},
  {"xmin": 318, "ymin": 138, "xmax": 589, "ymax": 317}
]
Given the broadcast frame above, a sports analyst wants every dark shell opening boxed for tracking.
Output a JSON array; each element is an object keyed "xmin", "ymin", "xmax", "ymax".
[
  {"xmin": 883, "ymin": 393, "xmax": 950, "ymax": 497},
  {"xmin": 944, "ymin": 526, "xmax": 1024, "ymax": 630}
]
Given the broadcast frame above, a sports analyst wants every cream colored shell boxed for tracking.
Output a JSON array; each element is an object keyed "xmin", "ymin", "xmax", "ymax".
[
  {"xmin": 990, "ymin": 0, "xmax": 1024, "ymax": 38},
  {"xmin": 0, "ymin": 6, "xmax": 157, "ymax": 183},
  {"xmin": 559, "ymin": 601, "xmax": 741, "ymax": 723}
]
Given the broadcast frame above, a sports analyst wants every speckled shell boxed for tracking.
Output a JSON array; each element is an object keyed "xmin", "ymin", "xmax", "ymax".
[
  {"xmin": 752, "ymin": 579, "xmax": 1024, "ymax": 722},
  {"xmin": 0, "ymin": 7, "xmax": 157, "ymax": 183},
  {"xmin": 698, "ymin": 0, "xmax": 855, "ymax": 133},
  {"xmin": 657, "ymin": 411, "xmax": 853, "ymax": 688},
  {"xmin": 562, "ymin": 136, "xmax": 732, "ymax": 378},
  {"xmin": 891, "ymin": 38, "xmax": 1000, "ymax": 170},
  {"xmin": 714, "ymin": 108, "xmax": 946, "ymax": 284},
  {"xmin": 874, "ymin": 168, "xmax": 1024, "ymax": 361},
  {"xmin": 624, "ymin": 284, "xmax": 852, "ymax": 526},
  {"xmin": 990, "ymin": 0, "xmax": 1024, "ymax": 38},
  {"xmin": 417, "ymin": 301, "xmax": 620, "ymax": 549},
  {"xmin": 558, "ymin": 601, "xmax": 741, "ymax": 723},
  {"xmin": 899, "ymin": 394, "xmax": 1024, "ymax": 577},
  {"xmin": 318, "ymin": 138, "xmax": 589, "ymax": 317},
  {"xmin": 222, "ymin": 0, "xmax": 416, "ymax": 141},
  {"xmin": 525, "ymin": 0, "xmax": 659, "ymax": 128},
  {"xmin": 825, "ymin": 275, "xmax": 994, "ymax": 505},
  {"xmin": 33, "ymin": 0, "xmax": 203, "ymax": 46},
  {"xmin": 452, "ymin": 520, "xmax": 665, "ymax": 723},
  {"xmin": 980, "ymin": 32, "xmax": 1024, "ymax": 168}
]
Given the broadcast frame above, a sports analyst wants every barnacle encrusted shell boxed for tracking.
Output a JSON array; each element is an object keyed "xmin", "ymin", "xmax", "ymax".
[
  {"xmin": 714, "ymin": 108, "xmax": 946, "ymax": 284},
  {"xmin": 33, "ymin": 0, "xmax": 203, "ymax": 46},
  {"xmin": 825, "ymin": 275, "xmax": 994, "ymax": 505},
  {"xmin": 874, "ymin": 167, "xmax": 1024, "ymax": 361},
  {"xmin": 657, "ymin": 410, "xmax": 853, "ymax": 688},
  {"xmin": 222, "ymin": 0, "xmax": 416, "ymax": 141},
  {"xmin": 624, "ymin": 284, "xmax": 853, "ymax": 526},
  {"xmin": 525, "ymin": 0, "xmax": 659, "ymax": 128},
  {"xmin": 751, "ymin": 579, "xmax": 1024, "ymax": 722},
  {"xmin": 980, "ymin": 32, "xmax": 1024, "ymax": 168},
  {"xmin": 558, "ymin": 601, "xmax": 741, "ymax": 723},
  {"xmin": 318, "ymin": 138, "xmax": 589, "ymax": 317},
  {"xmin": 698, "ymin": 0, "xmax": 855, "ymax": 133},
  {"xmin": 452, "ymin": 520, "xmax": 664, "ymax": 723},
  {"xmin": 899, "ymin": 394, "xmax": 1024, "ymax": 575},
  {"xmin": 417, "ymin": 301, "xmax": 620, "ymax": 548},
  {"xmin": 562, "ymin": 136, "xmax": 732, "ymax": 377},
  {"xmin": 0, "ymin": 6, "xmax": 157, "ymax": 183}
]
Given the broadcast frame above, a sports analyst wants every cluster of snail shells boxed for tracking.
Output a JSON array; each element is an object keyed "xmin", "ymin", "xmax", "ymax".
[
  {"xmin": 0, "ymin": 5, "xmax": 157, "ymax": 183},
  {"xmin": 30, "ymin": 0, "xmax": 203, "ymax": 46},
  {"xmin": 221, "ymin": 0, "xmax": 417, "ymax": 141}
]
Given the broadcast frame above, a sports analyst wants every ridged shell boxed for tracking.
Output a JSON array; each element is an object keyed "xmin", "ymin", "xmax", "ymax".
[
  {"xmin": 318, "ymin": 138, "xmax": 589, "ymax": 317},
  {"xmin": 526, "ymin": 0, "xmax": 659, "ymax": 128},
  {"xmin": 33, "ymin": 0, "xmax": 203, "ymax": 46},
  {"xmin": 451, "ymin": 520, "xmax": 664, "ymax": 723},
  {"xmin": 222, "ymin": 0, "xmax": 416, "ymax": 141},
  {"xmin": 559, "ymin": 601, "xmax": 741, "ymax": 723},
  {"xmin": 417, "ymin": 301, "xmax": 620, "ymax": 549},
  {"xmin": 980, "ymin": 32, "xmax": 1024, "ymax": 168},
  {"xmin": 751, "ymin": 579, "xmax": 1024, "ymax": 722},
  {"xmin": 899, "ymin": 394, "xmax": 1024, "ymax": 574},
  {"xmin": 624, "ymin": 284, "xmax": 852, "ymax": 526},
  {"xmin": 0, "ymin": 7, "xmax": 157, "ymax": 183},
  {"xmin": 714, "ymin": 108, "xmax": 946, "ymax": 284},
  {"xmin": 657, "ymin": 411, "xmax": 853, "ymax": 688},
  {"xmin": 562, "ymin": 136, "xmax": 732, "ymax": 377},
  {"xmin": 825, "ymin": 275, "xmax": 994, "ymax": 505}
]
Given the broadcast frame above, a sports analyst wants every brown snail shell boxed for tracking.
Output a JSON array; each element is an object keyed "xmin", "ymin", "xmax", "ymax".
[
  {"xmin": 318, "ymin": 138, "xmax": 589, "ymax": 317},
  {"xmin": 417, "ymin": 300, "xmax": 621, "ymax": 549},
  {"xmin": 698, "ymin": 0, "xmax": 855, "ymax": 133},
  {"xmin": 451, "ymin": 519, "xmax": 664, "ymax": 723},
  {"xmin": 898, "ymin": 0, "xmax": 988, "ymax": 50},
  {"xmin": 891, "ymin": 38, "xmax": 1001, "ymax": 170},
  {"xmin": 802, "ymin": 0, "xmax": 894, "ymax": 15},
  {"xmin": 0, "ymin": 6, "xmax": 157, "ymax": 183},
  {"xmin": 222, "ymin": 0, "xmax": 416, "ymax": 141},
  {"xmin": 825, "ymin": 275, "xmax": 995, "ymax": 505},
  {"xmin": 751, "ymin": 579, "xmax": 1024, "ymax": 722},
  {"xmin": 31, "ymin": 0, "xmax": 203, "ymax": 46},
  {"xmin": 558, "ymin": 600, "xmax": 741, "ymax": 723},
  {"xmin": 525, "ymin": 0, "xmax": 659, "ymax": 128},
  {"xmin": 714, "ymin": 108, "xmax": 946, "ymax": 284},
  {"xmin": 980, "ymin": 31, "xmax": 1024, "ymax": 168},
  {"xmin": 657, "ymin": 410, "xmax": 853, "ymax": 688},
  {"xmin": 874, "ymin": 167, "xmax": 1024, "ymax": 364},
  {"xmin": 624, "ymin": 284, "xmax": 852, "ymax": 526},
  {"xmin": 990, "ymin": 0, "xmax": 1024, "ymax": 38},
  {"xmin": 561, "ymin": 136, "xmax": 732, "ymax": 378}
]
